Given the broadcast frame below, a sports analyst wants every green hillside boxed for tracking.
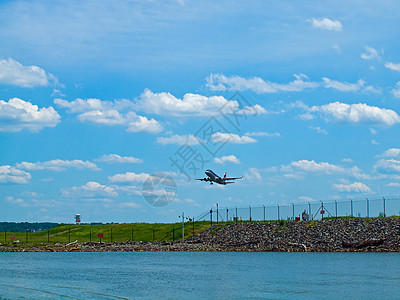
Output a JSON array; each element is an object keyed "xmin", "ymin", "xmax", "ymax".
[{"xmin": 1, "ymin": 221, "xmax": 212, "ymax": 244}]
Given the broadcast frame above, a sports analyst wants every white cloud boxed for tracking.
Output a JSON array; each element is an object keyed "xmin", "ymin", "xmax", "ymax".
[
  {"xmin": 108, "ymin": 172, "xmax": 152, "ymax": 183},
  {"xmin": 16, "ymin": 159, "xmax": 99, "ymax": 171},
  {"xmin": 156, "ymin": 134, "xmax": 200, "ymax": 145},
  {"xmin": 206, "ymin": 73, "xmax": 319, "ymax": 93},
  {"xmin": 385, "ymin": 62, "xmax": 400, "ymax": 72},
  {"xmin": 284, "ymin": 160, "xmax": 345, "ymax": 174},
  {"xmin": 374, "ymin": 159, "xmax": 400, "ymax": 174},
  {"xmin": 5, "ymin": 196, "xmax": 25, "ymax": 205},
  {"xmin": 118, "ymin": 202, "xmax": 143, "ymax": 208},
  {"xmin": 311, "ymin": 18, "xmax": 342, "ymax": 31},
  {"xmin": 322, "ymin": 78, "xmax": 379, "ymax": 93},
  {"xmin": 341, "ymin": 158, "xmax": 354, "ymax": 163},
  {"xmin": 391, "ymin": 82, "xmax": 400, "ymax": 98},
  {"xmin": 361, "ymin": 46, "xmax": 379, "ymax": 60},
  {"xmin": 309, "ymin": 126, "xmax": 328, "ymax": 135},
  {"xmin": 214, "ymin": 155, "xmax": 240, "ymax": 164},
  {"xmin": 245, "ymin": 131, "xmax": 281, "ymax": 137},
  {"xmin": 62, "ymin": 181, "xmax": 118, "ymax": 199},
  {"xmin": 244, "ymin": 168, "xmax": 262, "ymax": 181},
  {"xmin": 381, "ymin": 148, "xmax": 400, "ymax": 158},
  {"xmin": 0, "ymin": 165, "xmax": 31, "ymax": 184},
  {"xmin": 387, "ymin": 182, "xmax": 400, "ymax": 187},
  {"xmin": 137, "ymin": 89, "xmax": 264, "ymax": 117},
  {"xmin": 334, "ymin": 182, "xmax": 371, "ymax": 193},
  {"xmin": 211, "ymin": 132, "xmax": 257, "ymax": 144},
  {"xmin": 0, "ymin": 98, "xmax": 60, "ymax": 132},
  {"xmin": 95, "ymin": 154, "xmax": 143, "ymax": 164},
  {"xmin": 307, "ymin": 102, "xmax": 400, "ymax": 126},
  {"xmin": 0, "ymin": 58, "xmax": 58, "ymax": 88},
  {"xmin": 54, "ymin": 98, "xmax": 162, "ymax": 133}
]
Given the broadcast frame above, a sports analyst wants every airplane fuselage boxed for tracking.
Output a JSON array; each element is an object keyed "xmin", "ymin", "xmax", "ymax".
[{"xmin": 205, "ymin": 169, "xmax": 225, "ymax": 184}]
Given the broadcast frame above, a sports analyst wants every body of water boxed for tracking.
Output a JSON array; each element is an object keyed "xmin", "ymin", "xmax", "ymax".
[{"xmin": 0, "ymin": 252, "xmax": 399, "ymax": 299}]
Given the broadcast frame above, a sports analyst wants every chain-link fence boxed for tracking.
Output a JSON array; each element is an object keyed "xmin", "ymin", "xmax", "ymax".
[{"xmin": 197, "ymin": 196, "xmax": 400, "ymax": 223}]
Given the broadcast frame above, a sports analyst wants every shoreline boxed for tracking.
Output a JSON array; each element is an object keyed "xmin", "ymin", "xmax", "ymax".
[{"xmin": 1, "ymin": 218, "xmax": 399, "ymax": 252}]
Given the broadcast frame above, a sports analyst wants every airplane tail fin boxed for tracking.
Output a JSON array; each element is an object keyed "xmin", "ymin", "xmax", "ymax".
[{"xmin": 224, "ymin": 172, "xmax": 227, "ymax": 179}]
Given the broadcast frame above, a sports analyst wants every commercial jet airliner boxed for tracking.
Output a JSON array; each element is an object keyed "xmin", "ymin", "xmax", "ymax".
[{"xmin": 196, "ymin": 169, "xmax": 243, "ymax": 185}]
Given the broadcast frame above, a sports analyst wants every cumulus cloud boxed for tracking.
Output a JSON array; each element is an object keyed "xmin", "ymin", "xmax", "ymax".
[
  {"xmin": 245, "ymin": 168, "xmax": 262, "ymax": 181},
  {"xmin": 62, "ymin": 181, "xmax": 117, "ymax": 199},
  {"xmin": 0, "ymin": 165, "xmax": 31, "ymax": 184},
  {"xmin": 245, "ymin": 131, "xmax": 281, "ymax": 137},
  {"xmin": 322, "ymin": 78, "xmax": 379, "ymax": 93},
  {"xmin": 381, "ymin": 148, "xmax": 400, "ymax": 158},
  {"xmin": 54, "ymin": 98, "xmax": 162, "ymax": 133},
  {"xmin": 206, "ymin": 73, "xmax": 319, "ymax": 93},
  {"xmin": 374, "ymin": 159, "xmax": 400, "ymax": 174},
  {"xmin": 16, "ymin": 159, "xmax": 99, "ymax": 171},
  {"xmin": 137, "ymin": 89, "xmax": 265, "ymax": 117},
  {"xmin": 385, "ymin": 62, "xmax": 400, "ymax": 72},
  {"xmin": 214, "ymin": 155, "xmax": 240, "ymax": 164},
  {"xmin": 283, "ymin": 160, "xmax": 345, "ymax": 174},
  {"xmin": 333, "ymin": 182, "xmax": 371, "ymax": 193},
  {"xmin": 281, "ymin": 160, "xmax": 368, "ymax": 179},
  {"xmin": 0, "ymin": 98, "xmax": 60, "ymax": 132},
  {"xmin": 211, "ymin": 132, "xmax": 257, "ymax": 144},
  {"xmin": 108, "ymin": 172, "xmax": 153, "ymax": 183},
  {"xmin": 361, "ymin": 46, "xmax": 380, "ymax": 60},
  {"xmin": 301, "ymin": 102, "xmax": 400, "ymax": 126},
  {"xmin": 0, "ymin": 58, "xmax": 58, "ymax": 88},
  {"xmin": 95, "ymin": 154, "xmax": 143, "ymax": 164},
  {"xmin": 156, "ymin": 134, "xmax": 201, "ymax": 145},
  {"xmin": 311, "ymin": 18, "xmax": 342, "ymax": 31},
  {"xmin": 391, "ymin": 82, "xmax": 400, "ymax": 98}
]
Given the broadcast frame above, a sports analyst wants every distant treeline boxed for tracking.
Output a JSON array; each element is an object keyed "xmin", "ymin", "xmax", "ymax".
[
  {"xmin": 0, "ymin": 222, "xmax": 119, "ymax": 232},
  {"xmin": 0, "ymin": 222, "xmax": 59, "ymax": 232}
]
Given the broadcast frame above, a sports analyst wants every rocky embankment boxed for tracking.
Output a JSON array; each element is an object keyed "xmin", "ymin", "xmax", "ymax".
[{"xmin": 1, "ymin": 218, "xmax": 400, "ymax": 252}]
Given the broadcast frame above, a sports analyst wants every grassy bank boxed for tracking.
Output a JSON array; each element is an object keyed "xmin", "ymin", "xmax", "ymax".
[{"xmin": 1, "ymin": 221, "xmax": 213, "ymax": 244}]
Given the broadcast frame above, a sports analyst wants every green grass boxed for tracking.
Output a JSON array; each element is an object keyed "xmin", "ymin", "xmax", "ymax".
[{"xmin": 1, "ymin": 221, "xmax": 212, "ymax": 244}]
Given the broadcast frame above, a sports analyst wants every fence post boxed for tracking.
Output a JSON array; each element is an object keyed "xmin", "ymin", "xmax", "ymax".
[
  {"xmin": 226, "ymin": 208, "xmax": 228, "ymax": 222},
  {"xmin": 277, "ymin": 204, "xmax": 280, "ymax": 221},
  {"xmin": 263, "ymin": 205, "xmax": 265, "ymax": 222},
  {"xmin": 152, "ymin": 229, "xmax": 155, "ymax": 241},
  {"xmin": 350, "ymin": 199, "xmax": 353, "ymax": 218},
  {"xmin": 383, "ymin": 197, "xmax": 386, "ymax": 217},
  {"xmin": 235, "ymin": 207, "xmax": 238, "ymax": 223},
  {"xmin": 334, "ymin": 201, "xmax": 337, "ymax": 219},
  {"xmin": 366, "ymin": 198, "xmax": 369, "ymax": 218},
  {"xmin": 217, "ymin": 204, "xmax": 219, "ymax": 225},
  {"xmin": 292, "ymin": 203, "xmax": 294, "ymax": 220},
  {"xmin": 210, "ymin": 209, "xmax": 213, "ymax": 226},
  {"xmin": 321, "ymin": 201, "xmax": 324, "ymax": 221},
  {"xmin": 308, "ymin": 202, "xmax": 311, "ymax": 220},
  {"xmin": 249, "ymin": 205, "xmax": 252, "ymax": 221}
]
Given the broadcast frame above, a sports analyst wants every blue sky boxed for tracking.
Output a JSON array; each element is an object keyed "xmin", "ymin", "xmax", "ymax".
[{"xmin": 1, "ymin": 0, "xmax": 400, "ymax": 223}]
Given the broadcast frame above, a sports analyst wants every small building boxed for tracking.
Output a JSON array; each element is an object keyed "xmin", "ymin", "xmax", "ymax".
[{"xmin": 75, "ymin": 214, "xmax": 81, "ymax": 224}]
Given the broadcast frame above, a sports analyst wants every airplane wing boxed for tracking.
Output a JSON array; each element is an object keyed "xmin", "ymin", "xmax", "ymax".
[
  {"xmin": 224, "ymin": 176, "xmax": 243, "ymax": 181},
  {"xmin": 196, "ymin": 178, "xmax": 210, "ymax": 181}
]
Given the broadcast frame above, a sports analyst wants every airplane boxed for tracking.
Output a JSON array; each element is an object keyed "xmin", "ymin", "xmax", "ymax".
[{"xmin": 196, "ymin": 169, "xmax": 243, "ymax": 185}]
